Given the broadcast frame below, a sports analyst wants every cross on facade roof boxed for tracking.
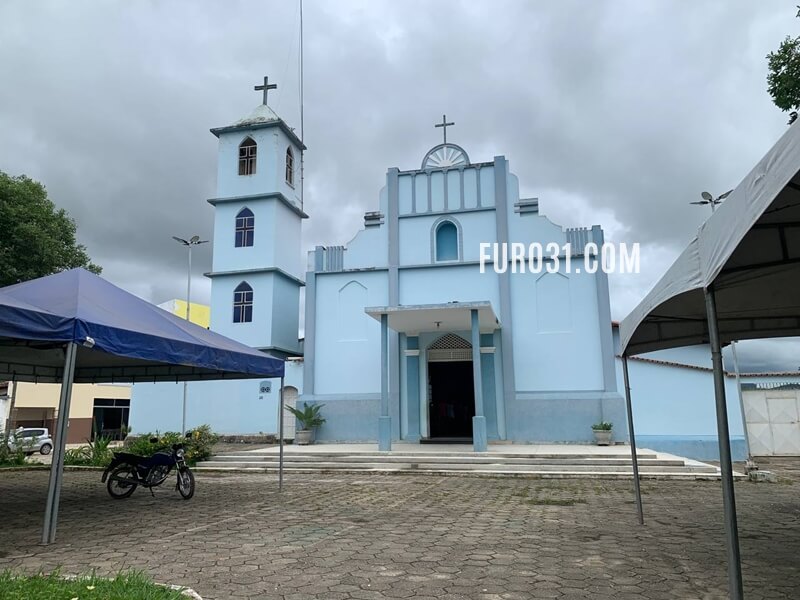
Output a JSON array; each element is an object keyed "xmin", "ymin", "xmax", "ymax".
[
  {"xmin": 254, "ymin": 76, "xmax": 277, "ymax": 106},
  {"xmin": 435, "ymin": 114, "xmax": 455, "ymax": 145}
]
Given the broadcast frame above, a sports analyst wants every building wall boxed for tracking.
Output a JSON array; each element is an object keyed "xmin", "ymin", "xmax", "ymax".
[
  {"xmin": 210, "ymin": 273, "xmax": 276, "ymax": 349},
  {"xmin": 613, "ymin": 328, "xmax": 800, "ymax": 460},
  {"xmin": 158, "ymin": 299, "xmax": 210, "ymax": 328},
  {"xmin": 10, "ymin": 382, "xmax": 130, "ymax": 444},
  {"xmin": 129, "ymin": 360, "xmax": 303, "ymax": 435},
  {"xmin": 213, "ymin": 127, "xmax": 301, "ymax": 209},
  {"xmin": 210, "ymin": 198, "xmax": 303, "ymax": 279}
]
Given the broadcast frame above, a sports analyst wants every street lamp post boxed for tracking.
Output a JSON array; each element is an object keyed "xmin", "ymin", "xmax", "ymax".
[
  {"xmin": 691, "ymin": 189, "xmax": 733, "ymax": 213},
  {"xmin": 172, "ymin": 235, "xmax": 208, "ymax": 433}
]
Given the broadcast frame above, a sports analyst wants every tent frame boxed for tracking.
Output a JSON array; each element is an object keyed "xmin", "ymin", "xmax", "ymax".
[
  {"xmin": 621, "ymin": 286, "xmax": 744, "ymax": 600},
  {"xmin": 39, "ymin": 344, "xmax": 287, "ymax": 544}
]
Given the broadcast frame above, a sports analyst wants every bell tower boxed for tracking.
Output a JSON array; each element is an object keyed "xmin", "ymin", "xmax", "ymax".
[{"xmin": 206, "ymin": 77, "xmax": 306, "ymax": 357}]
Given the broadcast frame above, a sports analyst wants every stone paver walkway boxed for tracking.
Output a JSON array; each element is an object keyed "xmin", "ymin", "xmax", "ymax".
[{"xmin": 0, "ymin": 470, "xmax": 797, "ymax": 599}]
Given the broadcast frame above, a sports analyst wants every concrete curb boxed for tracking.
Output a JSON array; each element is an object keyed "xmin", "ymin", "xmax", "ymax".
[{"xmin": 0, "ymin": 465, "xmax": 105, "ymax": 472}]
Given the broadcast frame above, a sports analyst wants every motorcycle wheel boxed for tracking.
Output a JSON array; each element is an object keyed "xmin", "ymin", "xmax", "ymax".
[
  {"xmin": 177, "ymin": 467, "xmax": 195, "ymax": 500},
  {"xmin": 107, "ymin": 465, "xmax": 138, "ymax": 499}
]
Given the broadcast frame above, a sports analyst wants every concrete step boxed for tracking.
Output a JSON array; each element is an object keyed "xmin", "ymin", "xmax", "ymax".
[
  {"xmin": 194, "ymin": 465, "xmax": 725, "ymax": 480},
  {"xmin": 212, "ymin": 450, "xmax": 660, "ymax": 459},
  {"xmin": 204, "ymin": 456, "xmax": 688, "ymax": 469},
  {"xmin": 200, "ymin": 459, "xmax": 716, "ymax": 473},
  {"xmin": 208, "ymin": 454, "xmax": 664, "ymax": 464},
  {"xmin": 197, "ymin": 446, "xmax": 727, "ymax": 479}
]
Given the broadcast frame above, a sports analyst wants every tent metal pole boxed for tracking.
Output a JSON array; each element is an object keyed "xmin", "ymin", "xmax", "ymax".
[
  {"xmin": 705, "ymin": 287, "xmax": 744, "ymax": 600},
  {"xmin": 621, "ymin": 355, "xmax": 644, "ymax": 525},
  {"xmin": 42, "ymin": 342, "xmax": 77, "ymax": 545},
  {"xmin": 730, "ymin": 341, "xmax": 752, "ymax": 461},
  {"xmin": 278, "ymin": 376, "xmax": 285, "ymax": 492}
]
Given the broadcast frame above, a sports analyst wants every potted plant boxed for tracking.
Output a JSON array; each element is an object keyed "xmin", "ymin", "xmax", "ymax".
[
  {"xmin": 591, "ymin": 421, "xmax": 613, "ymax": 446},
  {"xmin": 285, "ymin": 402, "xmax": 326, "ymax": 445}
]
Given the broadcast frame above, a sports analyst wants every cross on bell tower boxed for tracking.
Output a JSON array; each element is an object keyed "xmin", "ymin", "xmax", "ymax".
[
  {"xmin": 435, "ymin": 114, "xmax": 455, "ymax": 145},
  {"xmin": 254, "ymin": 76, "xmax": 277, "ymax": 106}
]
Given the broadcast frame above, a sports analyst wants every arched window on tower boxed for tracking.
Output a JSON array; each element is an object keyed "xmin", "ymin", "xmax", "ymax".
[
  {"xmin": 285, "ymin": 147, "xmax": 294, "ymax": 186},
  {"xmin": 238, "ymin": 137, "xmax": 257, "ymax": 176},
  {"xmin": 435, "ymin": 220, "xmax": 459, "ymax": 262},
  {"xmin": 233, "ymin": 282, "xmax": 253, "ymax": 323},
  {"xmin": 235, "ymin": 208, "xmax": 254, "ymax": 248}
]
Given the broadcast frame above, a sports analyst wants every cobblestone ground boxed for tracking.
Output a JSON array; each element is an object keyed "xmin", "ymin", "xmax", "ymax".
[{"xmin": 0, "ymin": 470, "xmax": 798, "ymax": 599}]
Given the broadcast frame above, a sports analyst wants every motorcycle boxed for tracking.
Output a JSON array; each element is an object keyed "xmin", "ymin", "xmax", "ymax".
[{"xmin": 101, "ymin": 434, "xmax": 195, "ymax": 500}]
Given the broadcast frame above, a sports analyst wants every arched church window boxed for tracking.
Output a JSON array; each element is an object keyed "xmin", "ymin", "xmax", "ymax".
[
  {"xmin": 285, "ymin": 147, "xmax": 294, "ymax": 186},
  {"xmin": 235, "ymin": 208, "xmax": 254, "ymax": 248},
  {"xmin": 435, "ymin": 220, "xmax": 459, "ymax": 262},
  {"xmin": 233, "ymin": 282, "xmax": 253, "ymax": 323},
  {"xmin": 238, "ymin": 137, "xmax": 257, "ymax": 176}
]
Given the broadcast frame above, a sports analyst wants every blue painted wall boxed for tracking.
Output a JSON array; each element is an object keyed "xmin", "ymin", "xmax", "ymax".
[
  {"xmin": 130, "ymin": 361, "xmax": 303, "ymax": 435},
  {"xmin": 612, "ymin": 329, "xmax": 800, "ymax": 460}
]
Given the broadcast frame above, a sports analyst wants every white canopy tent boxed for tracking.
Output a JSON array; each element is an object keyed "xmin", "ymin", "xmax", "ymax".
[{"xmin": 620, "ymin": 121, "xmax": 800, "ymax": 600}]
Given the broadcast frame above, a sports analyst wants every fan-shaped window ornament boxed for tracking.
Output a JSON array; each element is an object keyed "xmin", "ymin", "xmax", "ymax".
[{"xmin": 421, "ymin": 144, "xmax": 470, "ymax": 170}]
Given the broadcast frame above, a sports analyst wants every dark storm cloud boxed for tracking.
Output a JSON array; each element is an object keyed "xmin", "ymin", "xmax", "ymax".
[{"xmin": 0, "ymin": 0, "xmax": 797, "ymax": 370}]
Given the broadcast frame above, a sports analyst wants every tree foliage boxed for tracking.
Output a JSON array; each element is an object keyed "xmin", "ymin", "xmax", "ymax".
[
  {"xmin": 0, "ymin": 171, "xmax": 100, "ymax": 287},
  {"xmin": 767, "ymin": 7, "xmax": 800, "ymax": 124}
]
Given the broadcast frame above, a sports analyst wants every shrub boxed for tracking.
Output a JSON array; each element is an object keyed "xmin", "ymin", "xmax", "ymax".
[
  {"xmin": 591, "ymin": 421, "xmax": 613, "ymax": 431},
  {"xmin": 124, "ymin": 424, "xmax": 218, "ymax": 466},
  {"xmin": 63, "ymin": 435, "xmax": 114, "ymax": 467},
  {"xmin": 285, "ymin": 402, "xmax": 326, "ymax": 430},
  {"xmin": 0, "ymin": 433, "xmax": 27, "ymax": 467}
]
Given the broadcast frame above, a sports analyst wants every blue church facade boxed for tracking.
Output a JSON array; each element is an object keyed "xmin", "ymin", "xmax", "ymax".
[
  {"xmin": 302, "ymin": 145, "xmax": 624, "ymax": 448},
  {"xmin": 130, "ymin": 89, "xmax": 800, "ymax": 458}
]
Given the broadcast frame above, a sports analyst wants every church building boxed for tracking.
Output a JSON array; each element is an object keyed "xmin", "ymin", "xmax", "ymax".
[
  {"xmin": 131, "ymin": 83, "xmax": 628, "ymax": 450},
  {"xmin": 303, "ymin": 134, "xmax": 625, "ymax": 450}
]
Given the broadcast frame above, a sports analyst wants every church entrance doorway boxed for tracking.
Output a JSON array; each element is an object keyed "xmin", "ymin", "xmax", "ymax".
[
  {"xmin": 426, "ymin": 334, "xmax": 475, "ymax": 442},
  {"xmin": 428, "ymin": 361, "xmax": 475, "ymax": 440}
]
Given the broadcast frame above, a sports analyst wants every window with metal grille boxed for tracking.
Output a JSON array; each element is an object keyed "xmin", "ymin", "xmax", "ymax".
[
  {"xmin": 238, "ymin": 137, "xmax": 257, "ymax": 176},
  {"xmin": 285, "ymin": 146, "xmax": 294, "ymax": 186},
  {"xmin": 233, "ymin": 282, "xmax": 253, "ymax": 323},
  {"xmin": 235, "ymin": 208, "xmax": 254, "ymax": 248}
]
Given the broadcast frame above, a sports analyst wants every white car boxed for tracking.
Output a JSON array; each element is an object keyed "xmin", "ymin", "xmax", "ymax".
[{"xmin": 4, "ymin": 427, "xmax": 53, "ymax": 455}]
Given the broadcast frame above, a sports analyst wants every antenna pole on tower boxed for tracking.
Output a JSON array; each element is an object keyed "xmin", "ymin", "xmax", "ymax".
[{"xmin": 299, "ymin": 0, "xmax": 305, "ymax": 210}]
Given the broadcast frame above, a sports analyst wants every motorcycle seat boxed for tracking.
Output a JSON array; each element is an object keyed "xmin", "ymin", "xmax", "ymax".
[{"xmin": 113, "ymin": 452, "xmax": 148, "ymax": 465}]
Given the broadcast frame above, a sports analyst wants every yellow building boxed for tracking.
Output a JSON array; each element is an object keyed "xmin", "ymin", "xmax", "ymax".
[
  {"xmin": 157, "ymin": 299, "xmax": 211, "ymax": 328},
  {"xmin": 0, "ymin": 298, "xmax": 210, "ymax": 443}
]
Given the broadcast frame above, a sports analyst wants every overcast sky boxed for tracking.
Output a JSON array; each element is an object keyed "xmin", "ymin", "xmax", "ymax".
[{"xmin": 1, "ymin": 0, "xmax": 799, "ymax": 371}]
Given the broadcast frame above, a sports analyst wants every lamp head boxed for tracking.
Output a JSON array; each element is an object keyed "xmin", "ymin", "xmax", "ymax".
[{"xmin": 701, "ymin": 191, "xmax": 713, "ymax": 201}]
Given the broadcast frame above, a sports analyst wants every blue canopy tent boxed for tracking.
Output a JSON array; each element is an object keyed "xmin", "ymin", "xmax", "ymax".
[{"xmin": 0, "ymin": 268, "xmax": 286, "ymax": 544}]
